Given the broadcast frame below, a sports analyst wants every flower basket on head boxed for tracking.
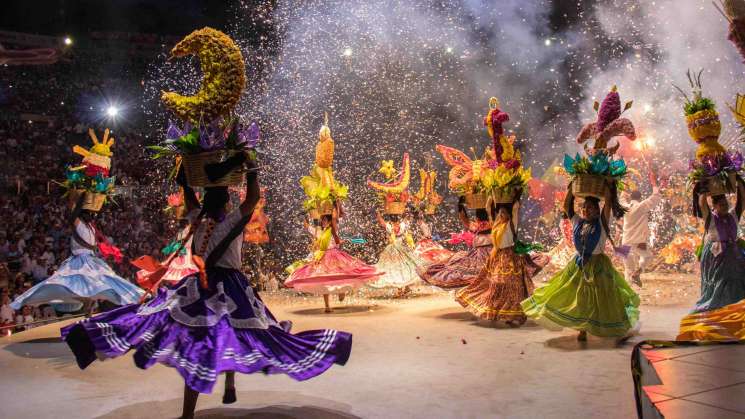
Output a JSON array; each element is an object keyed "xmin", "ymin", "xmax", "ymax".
[
  {"xmin": 491, "ymin": 188, "xmax": 516, "ymax": 204},
  {"xmin": 182, "ymin": 150, "xmax": 245, "ymax": 187},
  {"xmin": 300, "ymin": 115, "xmax": 348, "ymax": 219},
  {"xmin": 465, "ymin": 192, "xmax": 487, "ymax": 209},
  {"xmin": 63, "ymin": 128, "xmax": 117, "ymax": 212},
  {"xmin": 572, "ymin": 173, "xmax": 609, "ymax": 199},
  {"xmin": 318, "ymin": 200, "xmax": 335, "ymax": 216},
  {"xmin": 385, "ymin": 201, "xmax": 406, "ymax": 215},
  {"xmin": 701, "ymin": 171, "xmax": 737, "ymax": 196},
  {"xmin": 81, "ymin": 192, "xmax": 106, "ymax": 212},
  {"xmin": 368, "ymin": 153, "xmax": 411, "ymax": 215}
]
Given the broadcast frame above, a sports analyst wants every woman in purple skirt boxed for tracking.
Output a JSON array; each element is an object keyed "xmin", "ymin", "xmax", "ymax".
[{"xmin": 62, "ymin": 154, "xmax": 352, "ymax": 419}]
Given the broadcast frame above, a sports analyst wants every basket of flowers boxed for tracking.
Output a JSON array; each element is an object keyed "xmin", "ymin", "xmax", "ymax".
[{"xmin": 62, "ymin": 128, "xmax": 117, "ymax": 212}]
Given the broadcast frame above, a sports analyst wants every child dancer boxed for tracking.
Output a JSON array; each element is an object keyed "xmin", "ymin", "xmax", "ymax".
[{"xmin": 285, "ymin": 210, "xmax": 382, "ymax": 312}]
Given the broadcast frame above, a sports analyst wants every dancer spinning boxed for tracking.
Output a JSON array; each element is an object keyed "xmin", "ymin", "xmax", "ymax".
[
  {"xmin": 522, "ymin": 86, "xmax": 640, "ymax": 340},
  {"xmin": 286, "ymin": 114, "xmax": 379, "ymax": 310},
  {"xmin": 12, "ymin": 128, "xmax": 143, "ymax": 312},
  {"xmin": 675, "ymin": 76, "xmax": 745, "ymax": 341},
  {"xmin": 61, "ymin": 27, "xmax": 352, "ymax": 419},
  {"xmin": 285, "ymin": 210, "xmax": 382, "ymax": 312},
  {"xmin": 455, "ymin": 99, "xmax": 541, "ymax": 325},
  {"xmin": 368, "ymin": 154, "xmax": 425, "ymax": 293}
]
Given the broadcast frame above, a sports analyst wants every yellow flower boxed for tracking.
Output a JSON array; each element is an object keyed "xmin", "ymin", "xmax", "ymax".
[{"xmin": 379, "ymin": 160, "xmax": 397, "ymax": 179}]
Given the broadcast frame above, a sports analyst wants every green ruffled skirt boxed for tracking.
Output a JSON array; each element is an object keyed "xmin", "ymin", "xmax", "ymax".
[{"xmin": 521, "ymin": 254, "xmax": 640, "ymax": 337}]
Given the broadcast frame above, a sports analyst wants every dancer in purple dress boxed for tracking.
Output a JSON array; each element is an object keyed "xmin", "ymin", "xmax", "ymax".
[{"xmin": 62, "ymin": 155, "xmax": 352, "ymax": 419}]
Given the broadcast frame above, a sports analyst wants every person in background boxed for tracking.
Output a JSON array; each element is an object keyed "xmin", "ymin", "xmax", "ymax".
[
  {"xmin": 1, "ymin": 293, "xmax": 15, "ymax": 324},
  {"xmin": 622, "ymin": 170, "xmax": 662, "ymax": 287},
  {"xmin": 15, "ymin": 305, "xmax": 34, "ymax": 331}
]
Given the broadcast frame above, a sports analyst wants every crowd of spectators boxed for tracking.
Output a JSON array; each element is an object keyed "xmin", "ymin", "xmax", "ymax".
[{"xmin": 0, "ymin": 48, "xmax": 177, "ymax": 333}]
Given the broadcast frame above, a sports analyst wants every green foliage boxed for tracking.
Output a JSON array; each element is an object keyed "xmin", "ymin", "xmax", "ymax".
[{"xmin": 684, "ymin": 97, "xmax": 715, "ymax": 115}]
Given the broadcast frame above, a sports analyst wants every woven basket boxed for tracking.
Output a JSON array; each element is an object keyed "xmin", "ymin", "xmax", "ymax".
[
  {"xmin": 464, "ymin": 192, "xmax": 487, "ymax": 209},
  {"xmin": 572, "ymin": 174, "xmax": 608, "ymax": 199},
  {"xmin": 385, "ymin": 201, "xmax": 406, "ymax": 215},
  {"xmin": 318, "ymin": 201, "xmax": 335, "ymax": 216},
  {"xmin": 702, "ymin": 172, "xmax": 736, "ymax": 196},
  {"xmin": 81, "ymin": 192, "xmax": 106, "ymax": 212},
  {"xmin": 182, "ymin": 150, "xmax": 244, "ymax": 188},
  {"xmin": 491, "ymin": 188, "xmax": 515, "ymax": 204}
]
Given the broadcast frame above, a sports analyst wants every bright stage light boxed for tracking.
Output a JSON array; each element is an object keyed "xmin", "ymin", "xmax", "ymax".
[
  {"xmin": 343, "ymin": 47, "xmax": 353, "ymax": 57},
  {"xmin": 106, "ymin": 106, "xmax": 119, "ymax": 118},
  {"xmin": 446, "ymin": 46, "xmax": 453, "ymax": 53},
  {"xmin": 64, "ymin": 37, "xmax": 73, "ymax": 46},
  {"xmin": 544, "ymin": 38, "xmax": 552, "ymax": 46}
]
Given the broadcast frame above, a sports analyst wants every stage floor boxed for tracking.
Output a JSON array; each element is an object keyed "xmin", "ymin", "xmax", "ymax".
[{"xmin": 1, "ymin": 273, "xmax": 698, "ymax": 419}]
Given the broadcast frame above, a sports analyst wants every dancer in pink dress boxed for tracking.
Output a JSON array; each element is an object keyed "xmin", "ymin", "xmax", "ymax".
[
  {"xmin": 286, "ymin": 212, "xmax": 383, "ymax": 312},
  {"xmin": 135, "ymin": 220, "xmax": 199, "ymax": 287}
]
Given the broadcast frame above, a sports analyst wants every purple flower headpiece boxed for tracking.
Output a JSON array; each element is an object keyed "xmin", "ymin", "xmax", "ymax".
[
  {"xmin": 198, "ymin": 119, "xmax": 226, "ymax": 151},
  {"xmin": 166, "ymin": 120, "xmax": 192, "ymax": 140},
  {"xmin": 237, "ymin": 121, "xmax": 260, "ymax": 149}
]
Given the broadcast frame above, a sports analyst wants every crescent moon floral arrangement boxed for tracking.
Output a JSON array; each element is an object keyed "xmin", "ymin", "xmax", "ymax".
[
  {"xmin": 674, "ymin": 70, "xmax": 744, "ymax": 189},
  {"xmin": 60, "ymin": 128, "xmax": 117, "ymax": 205},
  {"xmin": 300, "ymin": 114, "xmax": 349, "ymax": 214},
  {"xmin": 367, "ymin": 153, "xmax": 411, "ymax": 209},
  {"xmin": 146, "ymin": 27, "xmax": 258, "ymax": 176},
  {"xmin": 562, "ymin": 86, "xmax": 634, "ymax": 188}
]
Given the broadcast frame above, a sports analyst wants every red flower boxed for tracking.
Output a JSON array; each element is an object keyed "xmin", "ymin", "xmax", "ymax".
[{"xmin": 85, "ymin": 164, "xmax": 110, "ymax": 178}]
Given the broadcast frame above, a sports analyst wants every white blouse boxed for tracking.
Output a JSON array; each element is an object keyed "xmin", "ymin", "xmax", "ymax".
[
  {"xmin": 71, "ymin": 222, "xmax": 95, "ymax": 256},
  {"xmin": 193, "ymin": 209, "xmax": 245, "ymax": 269}
]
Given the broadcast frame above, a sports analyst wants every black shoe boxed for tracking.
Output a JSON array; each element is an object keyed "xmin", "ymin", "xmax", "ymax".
[{"xmin": 222, "ymin": 388, "xmax": 236, "ymax": 404}]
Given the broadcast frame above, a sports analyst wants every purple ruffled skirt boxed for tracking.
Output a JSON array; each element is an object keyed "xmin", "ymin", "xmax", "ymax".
[{"xmin": 61, "ymin": 267, "xmax": 352, "ymax": 394}]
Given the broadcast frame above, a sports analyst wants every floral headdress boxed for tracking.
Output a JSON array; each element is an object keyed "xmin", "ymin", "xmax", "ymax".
[
  {"xmin": 301, "ymin": 113, "xmax": 348, "ymax": 213},
  {"xmin": 564, "ymin": 86, "xmax": 634, "ymax": 183},
  {"xmin": 412, "ymin": 154, "xmax": 443, "ymax": 213},
  {"xmin": 674, "ymin": 69, "xmax": 725, "ymax": 160},
  {"xmin": 61, "ymin": 128, "xmax": 117, "ymax": 206},
  {"xmin": 368, "ymin": 153, "xmax": 411, "ymax": 205},
  {"xmin": 147, "ymin": 27, "xmax": 258, "ymax": 178}
]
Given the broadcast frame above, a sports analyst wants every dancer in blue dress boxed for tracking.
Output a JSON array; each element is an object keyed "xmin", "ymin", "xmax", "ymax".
[{"xmin": 12, "ymin": 206, "xmax": 143, "ymax": 311}]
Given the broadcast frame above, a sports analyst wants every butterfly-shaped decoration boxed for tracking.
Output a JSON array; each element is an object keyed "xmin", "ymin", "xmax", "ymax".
[{"xmin": 435, "ymin": 145, "xmax": 478, "ymax": 192}]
